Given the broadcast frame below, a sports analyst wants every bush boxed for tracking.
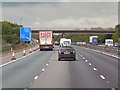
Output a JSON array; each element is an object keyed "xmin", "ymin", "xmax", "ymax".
[
  {"xmin": 2, "ymin": 21, "xmax": 22, "ymax": 45},
  {"xmin": 112, "ymin": 24, "xmax": 120, "ymax": 43}
]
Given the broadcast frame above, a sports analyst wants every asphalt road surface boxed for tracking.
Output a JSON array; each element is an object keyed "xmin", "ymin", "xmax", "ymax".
[
  {"xmin": 2, "ymin": 49, "xmax": 55, "ymax": 88},
  {"xmin": 2, "ymin": 46, "xmax": 118, "ymax": 89}
]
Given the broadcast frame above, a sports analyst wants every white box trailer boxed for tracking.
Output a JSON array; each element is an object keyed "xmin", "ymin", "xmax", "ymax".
[
  {"xmin": 39, "ymin": 31, "xmax": 53, "ymax": 50},
  {"xmin": 105, "ymin": 39, "xmax": 113, "ymax": 46}
]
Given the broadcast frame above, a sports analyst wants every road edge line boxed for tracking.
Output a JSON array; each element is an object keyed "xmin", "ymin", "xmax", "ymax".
[
  {"xmin": 81, "ymin": 46, "xmax": 119, "ymax": 59},
  {"xmin": 0, "ymin": 50, "xmax": 39, "ymax": 67}
]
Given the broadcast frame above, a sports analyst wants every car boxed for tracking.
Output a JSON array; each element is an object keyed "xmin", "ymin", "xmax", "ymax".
[
  {"xmin": 82, "ymin": 42, "xmax": 86, "ymax": 45},
  {"xmin": 58, "ymin": 46, "xmax": 76, "ymax": 61},
  {"xmin": 114, "ymin": 42, "xmax": 118, "ymax": 47},
  {"xmin": 77, "ymin": 42, "xmax": 80, "ymax": 45},
  {"xmin": 54, "ymin": 41, "xmax": 60, "ymax": 45}
]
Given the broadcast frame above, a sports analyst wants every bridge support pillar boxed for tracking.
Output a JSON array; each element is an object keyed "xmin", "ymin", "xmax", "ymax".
[{"xmin": 62, "ymin": 33, "xmax": 65, "ymax": 38}]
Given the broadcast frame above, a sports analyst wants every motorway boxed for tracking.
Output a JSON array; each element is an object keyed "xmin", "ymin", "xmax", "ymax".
[{"xmin": 2, "ymin": 46, "xmax": 118, "ymax": 89}]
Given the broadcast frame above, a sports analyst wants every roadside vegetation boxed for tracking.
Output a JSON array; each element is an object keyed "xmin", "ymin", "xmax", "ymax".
[
  {"xmin": 1, "ymin": 21, "xmax": 29, "ymax": 53},
  {"xmin": 54, "ymin": 25, "xmax": 120, "ymax": 44},
  {"xmin": 32, "ymin": 34, "xmax": 39, "ymax": 40},
  {"xmin": 2, "ymin": 21, "xmax": 23, "ymax": 46},
  {"xmin": 112, "ymin": 24, "xmax": 120, "ymax": 43},
  {"xmin": 1, "ymin": 21, "xmax": 120, "ymax": 51}
]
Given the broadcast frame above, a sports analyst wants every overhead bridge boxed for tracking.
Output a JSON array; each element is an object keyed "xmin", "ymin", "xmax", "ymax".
[{"xmin": 31, "ymin": 28, "xmax": 116, "ymax": 34}]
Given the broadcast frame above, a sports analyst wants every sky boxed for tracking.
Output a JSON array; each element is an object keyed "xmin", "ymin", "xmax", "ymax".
[{"xmin": 1, "ymin": 0, "xmax": 119, "ymax": 28}]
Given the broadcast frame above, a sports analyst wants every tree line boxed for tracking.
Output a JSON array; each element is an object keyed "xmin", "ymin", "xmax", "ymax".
[
  {"xmin": 2, "ymin": 21, "xmax": 23, "ymax": 46},
  {"xmin": 54, "ymin": 25, "xmax": 120, "ymax": 44}
]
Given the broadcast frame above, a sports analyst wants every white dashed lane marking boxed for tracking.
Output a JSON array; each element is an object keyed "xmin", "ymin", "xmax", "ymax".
[
  {"xmin": 89, "ymin": 63, "xmax": 92, "ymax": 66},
  {"xmin": 42, "ymin": 68, "xmax": 45, "ymax": 72},
  {"xmin": 100, "ymin": 74, "xmax": 106, "ymax": 80},
  {"xmin": 46, "ymin": 64, "xmax": 49, "ymax": 66},
  {"xmin": 83, "ymin": 57, "xmax": 85, "ymax": 59},
  {"xmin": 75, "ymin": 47, "xmax": 111, "ymax": 85},
  {"xmin": 93, "ymin": 68, "xmax": 98, "ymax": 71},
  {"xmin": 85, "ymin": 60, "xmax": 88, "ymax": 62},
  {"xmin": 34, "ymin": 76, "xmax": 38, "ymax": 80}
]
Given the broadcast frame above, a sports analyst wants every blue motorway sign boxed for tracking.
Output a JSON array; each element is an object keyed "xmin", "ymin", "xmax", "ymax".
[{"xmin": 20, "ymin": 27, "xmax": 31, "ymax": 41}]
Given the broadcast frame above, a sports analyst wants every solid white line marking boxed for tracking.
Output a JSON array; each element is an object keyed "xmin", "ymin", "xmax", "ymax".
[
  {"xmin": 93, "ymin": 68, "xmax": 97, "ymax": 71},
  {"xmin": 83, "ymin": 57, "xmax": 85, "ymax": 59},
  {"xmin": 51, "ymin": 58, "xmax": 53, "ymax": 59},
  {"xmin": 85, "ymin": 60, "xmax": 88, "ymax": 62},
  {"xmin": 100, "ymin": 75, "xmax": 106, "ymax": 80},
  {"xmin": 0, "ymin": 50, "xmax": 39, "ymax": 68},
  {"xmin": 83, "ymin": 47, "xmax": 119, "ymax": 59},
  {"xmin": 81, "ymin": 55, "xmax": 82, "ymax": 57},
  {"xmin": 49, "ymin": 60, "xmax": 51, "ymax": 63},
  {"xmin": 89, "ymin": 63, "xmax": 92, "ymax": 66},
  {"xmin": 46, "ymin": 64, "xmax": 49, "ymax": 66},
  {"xmin": 34, "ymin": 76, "xmax": 38, "ymax": 80},
  {"xmin": 42, "ymin": 69, "xmax": 45, "ymax": 72},
  {"xmin": 0, "ymin": 61, "xmax": 14, "ymax": 67}
]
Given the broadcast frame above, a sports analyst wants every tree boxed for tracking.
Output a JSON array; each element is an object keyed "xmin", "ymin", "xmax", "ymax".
[
  {"xmin": 112, "ymin": 24, "xmax": 120, "ymax": 43},
  {"xmin": 2, "ymin": 21, "xmax": 23, "ymax": 45}
]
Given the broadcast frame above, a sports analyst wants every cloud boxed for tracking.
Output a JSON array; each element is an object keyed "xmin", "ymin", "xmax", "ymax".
[
  {"xmin": 2, "ymin": 2, "xmax": 118, "ymax": 28},
  {"xmin": 32, "ymin": 15, "xmax": 118, "ymax": 28}
]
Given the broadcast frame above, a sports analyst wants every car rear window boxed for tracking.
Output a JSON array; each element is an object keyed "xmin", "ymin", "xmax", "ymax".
[{"xmin": 60, "ymin": 47, "xmax": 73, "ymax": 50}]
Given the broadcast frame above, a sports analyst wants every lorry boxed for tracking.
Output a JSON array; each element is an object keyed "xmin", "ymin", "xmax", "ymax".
[
  {"xmin": 39, "ymin": 31, "xmax": 53, "ymax": 51},
  {"xmin": 89, "ymin": 36, "xmax": 98, "ymax": 45},
  {"xmin": 105, "ymin": 39, "xmax": 113, "ymax": 46}
]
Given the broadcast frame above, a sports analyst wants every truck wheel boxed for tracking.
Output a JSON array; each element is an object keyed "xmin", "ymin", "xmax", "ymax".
[
  {"xmin": 74, "ymin": 58, "xmax": 76, "ymax": 61},
  {"xmin": 40, "ymin": 49, "xmax": 42, "ymax": 51},
  {"xmin": 58, "ymin": 58, "xmax": 61, "ymax": 61}
]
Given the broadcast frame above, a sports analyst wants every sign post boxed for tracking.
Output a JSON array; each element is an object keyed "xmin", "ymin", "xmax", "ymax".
[{"xmin": 30, "ymin": 41, "xmax": 32, "ymax": 45}]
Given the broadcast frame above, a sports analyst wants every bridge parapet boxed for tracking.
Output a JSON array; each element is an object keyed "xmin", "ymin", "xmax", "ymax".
[
  {"xmin": 31, "ymin": 28, "xmax": 116, "ymax": 34},
  {"xmin": 31, "ymin": 28, "xmax": 115, "ymax": 31}
]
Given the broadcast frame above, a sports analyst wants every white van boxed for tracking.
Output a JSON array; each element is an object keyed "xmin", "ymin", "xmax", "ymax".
[
  {"xmin": 63, "ymin": 39, "xmax": 71, "ymax": 46},
  {"xmin": 60, "ymin": 38, "xmax": 66, "ymax": 47},
  {"xmin": 105, "ymin": 39, "xmax": 113, "ymax": 46}
]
